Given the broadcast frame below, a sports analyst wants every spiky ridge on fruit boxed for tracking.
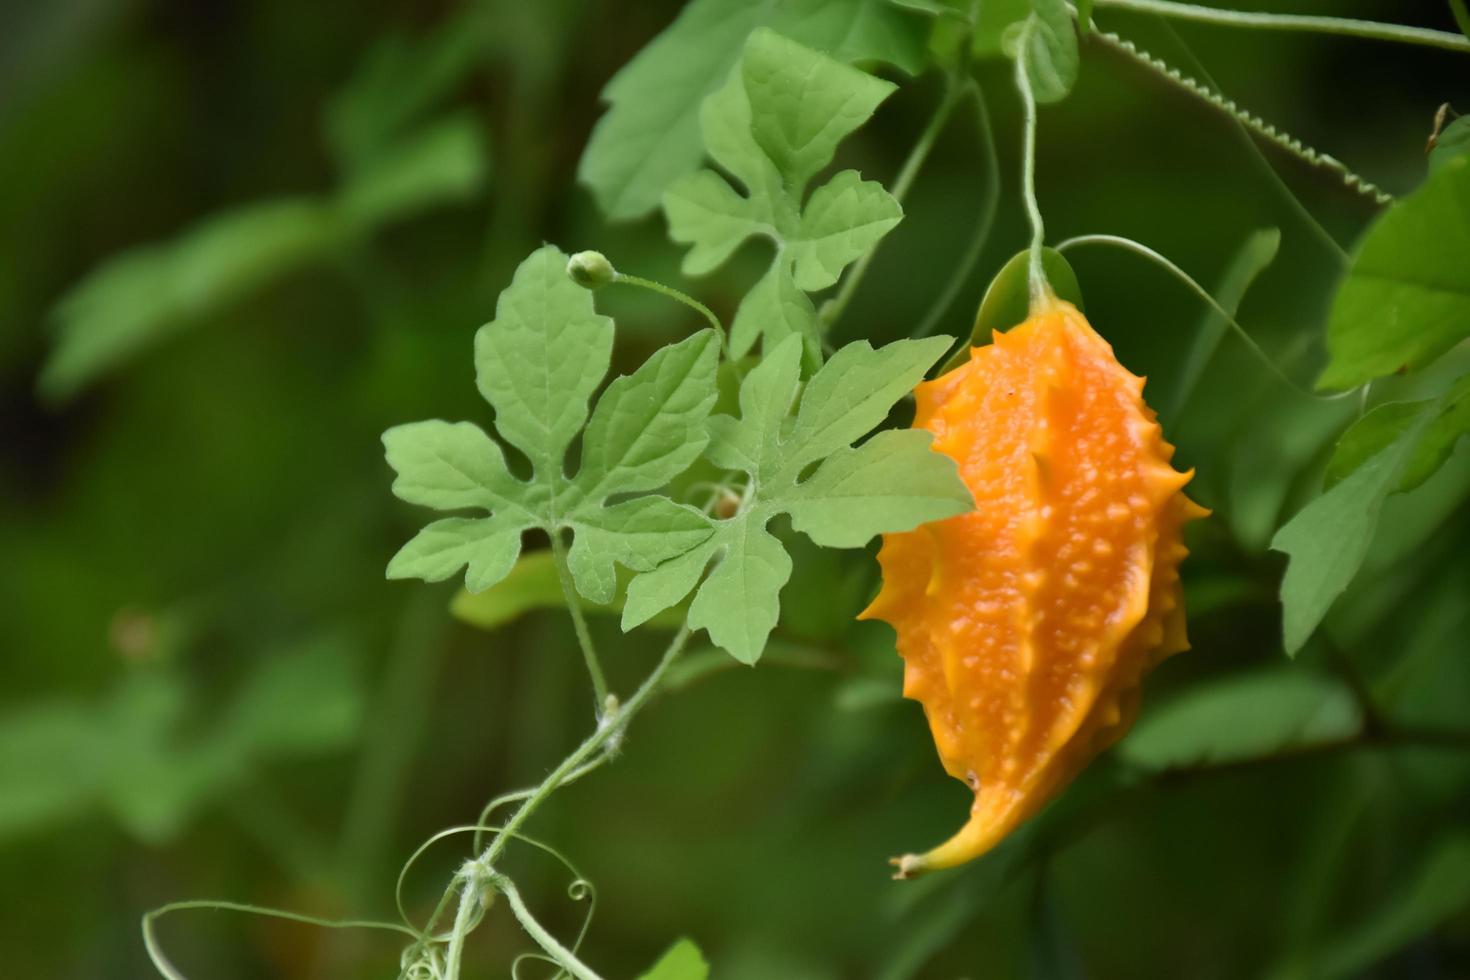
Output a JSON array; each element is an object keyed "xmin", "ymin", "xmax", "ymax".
[{"xmin": 862, "ymin": 298, "xmax": 1207, "ymax": 877}]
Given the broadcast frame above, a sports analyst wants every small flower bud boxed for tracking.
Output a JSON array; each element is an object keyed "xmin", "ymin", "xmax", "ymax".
[{"xmin": 567, "ymin": 250, "xmax": 616, "ymax": 289}]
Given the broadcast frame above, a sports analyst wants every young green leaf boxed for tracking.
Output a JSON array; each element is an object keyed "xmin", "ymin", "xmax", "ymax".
[
  {"xmin": 1016, "ymin": 0, "xmax": 1079, "ymax": 105},
  {"xmin": 664, "ymin": 29, "xmax": 903, "ymax": 363},
  {"xmin": 578, "ymin": 0, "xmax": 926, "ymax": 221},
  {"xmin": 1323, "ymin": 373, "xmax": 1470, "ymax": 493},
  {"xmin": 637, "ymin": 938, "xmax": 710, "ymax": 980},
  {"xmin": 384, "ymin": 245, "xmax": 720, "ymax": 601},
  {"xmin": 1319, "ymin": 156, "xmax": 1470, "ymax": 390},
  {"xmin": 1270, "ymin": 410, "xmax": 1434, "ymax": 656},
  {"xmin": 623, "ymin": 334, "xmax": 973, "ymax": 664}
]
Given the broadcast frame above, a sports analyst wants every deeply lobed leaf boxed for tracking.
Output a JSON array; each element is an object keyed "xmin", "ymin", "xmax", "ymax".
[
  {"xmin": 623, "ymin": 334, "xmax": 973, "ymax": 664},
  {"xmin": 384, "ymin": 245, "xmax": 721, "ymax": 602},
  {"xmin": 578, "ymin": 0, "xmax": 925, "ymax": 221},
  {"xmin": 663, "ymin": 29, "xmax": 903, "ymax": 362}
]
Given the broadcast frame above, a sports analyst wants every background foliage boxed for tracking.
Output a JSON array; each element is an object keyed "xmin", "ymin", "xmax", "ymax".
[{"xmin": 1, "ymin": 1, "xmax": 1468, "ymax": 977}]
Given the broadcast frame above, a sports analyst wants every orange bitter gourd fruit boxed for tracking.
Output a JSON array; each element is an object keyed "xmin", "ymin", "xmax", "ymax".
[{"xmin": 862, "ymin": 297, "xmax": 1207, "ymax": 877}]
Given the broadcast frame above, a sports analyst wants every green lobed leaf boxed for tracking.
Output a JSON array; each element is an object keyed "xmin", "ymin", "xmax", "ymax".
[
  {"xmin": 386, "ymin": 246, "xmax": 720, "ymax": 599},
  {"xmin": 1324, "ymin": 373, "xmax": 1470, "ymax": 492},
  {"xmin": 473, "ymin": 245, "xmax": 616, "ymax": 476},
  {"xmin": 578, "ymin": 0, "xmax": 926, "ymax": 221},
  {"xmin": 1118, "ymin": 668, "xmax": 1361, "ymax": 771},
  {"xmin": 637, "ymin": 938, "xmax": 710, "ymax": 980},
  {"xmin": 1270, "ymin": 410, "xmax": 1434, "ymax": 656},
  {"xmin": 664, "ymin": 29, "xmax": 902, "ymax": 361},
  {"xmin": 623, "ymin": 334, "xmax": 973, "ymax": 664},
  {"xmin": 1319, "ymin": 156, "xmax": 1470, "ymax": 389}
]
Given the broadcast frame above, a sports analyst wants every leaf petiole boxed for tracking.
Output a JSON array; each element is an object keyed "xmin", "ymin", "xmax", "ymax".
[{"xmin": 550, "ymin": 530, "xmax": 611, "ymax": 711}]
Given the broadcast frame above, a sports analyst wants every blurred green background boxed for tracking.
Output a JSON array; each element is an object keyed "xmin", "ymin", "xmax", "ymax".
[{"xmin": 2, "ymin": 1, "xmax": 1468, "ymax": 977}]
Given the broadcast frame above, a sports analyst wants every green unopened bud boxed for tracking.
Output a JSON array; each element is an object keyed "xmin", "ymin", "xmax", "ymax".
[{"xmin": 567, "ymin": 250, "xmax": 616, "ymax": 289}]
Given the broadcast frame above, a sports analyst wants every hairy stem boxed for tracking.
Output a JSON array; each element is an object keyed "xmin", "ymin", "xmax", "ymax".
[
  {"xmin": 1014, "ymin": 22, "xmax": 1049, "ymax": 307},
  {"xmin": 432, "ymin": 625, "xmax": 694, "ymax": 977},
  {"xmin": 443, "ymin": 869, "xmax": 485, "ymax": 980},
  {"xmin": 825, "ymin": 76, "xmax": 964, "ymax": 328},
  {"xmin": 1089, "ymin": 0, "xmax": 1470, "ymax": 53},
  {"xmin": 549, "ymin": 531, "xmax": 610, "ymax": 711},
  {"xmin": 495, "ymin": 874, "xmax": 605, "ymax": 980},
  {"xmin": 613, "ymin": 272, "xmax": 729, "ymax": 355}
]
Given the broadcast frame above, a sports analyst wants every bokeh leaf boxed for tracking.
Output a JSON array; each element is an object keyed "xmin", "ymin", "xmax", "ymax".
[
  {"xmin": 42, "ymin": 116, "xmax": 489, "ymax": 401},
  {"xmin": 0, "ymin": 704, "xmax": 105, "ymax": 840},
  {"xmin": 1317, "ymin": 832, "xmax": 1470, "ymax": 978},
  {"xmin": 1119, "ymin": 668, "xmax": 1361, "ymax": 771},
  {"xmin": 637, "ymin": 937, "xmax": 710, "ymax": 980}
]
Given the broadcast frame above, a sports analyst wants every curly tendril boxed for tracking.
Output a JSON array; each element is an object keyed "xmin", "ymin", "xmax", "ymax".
[{"xmin": 1090, "ymin": 29, "xmax": 1394, "ymax": 205}]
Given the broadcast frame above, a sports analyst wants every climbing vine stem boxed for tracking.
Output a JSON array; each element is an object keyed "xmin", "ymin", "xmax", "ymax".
[
  {"xmin": 429, "ymin": 623, "xmax": 695, "ymax": 978},
  {"xmin": 1014, "ymin": 21, "xmax": 1049, "ymax": 307},
  {"xmin": 1089, "ymin": 0, "xmax": 1470, "ymax": 53}
]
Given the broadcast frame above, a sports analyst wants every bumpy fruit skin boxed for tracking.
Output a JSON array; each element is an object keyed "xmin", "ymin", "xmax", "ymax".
[{"xmin": 862, "ymin": 298, "xmax": 1207, "ymax": 877}]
